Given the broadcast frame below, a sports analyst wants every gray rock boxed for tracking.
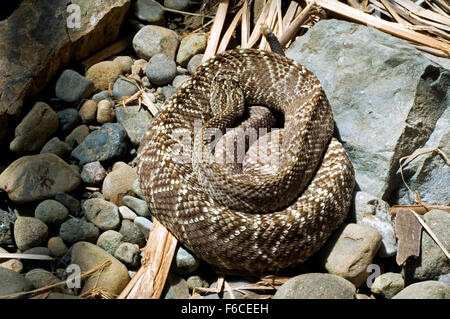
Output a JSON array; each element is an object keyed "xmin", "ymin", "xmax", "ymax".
[
  {"xmin": 55, "ymin": 69, "xmax": 94, "ymax": 104},
  {"xmin": 133, "ymin": 25, "xmax": 179, "ymax": 60},
  {"xmin": 14, "ymin": 217, "xmax": 49, "ymax": 251},
  {"xmin": 403, "ymin": 209, "xmax": 450, "ymax": 282},
  {"xmin": 57, "ymin": 108, "xmax": 81, "ymax": 134},
  {"xmin": 285, "ymin": 19, "xmax": 450, "ymax": 201},
  {"xmin": 186, "ymin": 275, "xmax": 209, "ymax": 290},
  {"xmin": 141, "ymin": 76, "xmax": 152, "ymax": 88},
  {"xmin": 0, "ymin": 153, "xmax": 81, "ymax": 203},
  {"xmin": 59, "ymin": 218, "xmax": 99, "ymax": 245},
  {"xmin": 164, "ymin": 0, "xmax": 190, "ymax": 10},
  {"xmin": 81, "ymin": 161, "xmax": 107, "ymax": 186},
  {"xmin": 119, "ymin": 220, "xmax": 146, "ymax": 247},
  {"xmin": 71, "ymin": 241, "xmax": 130, "ymax": 295},
  {"xmin": 176, "ymin": 33, "xmax": 206, "ymax": 66},
  {"xmin": 352, "ymin": 191, "xmax": 397, "ymax": 257},
  {"xmin": 172, "ymin": 246, "xmax": 200, "ymax": 275},
  {"xmin": 22, "ymin": 246, "xmax": 52, "ymax": 256},
  {"xmin": 439, "ymin": 273, "xmax": 450, "ymax": 285},
  {"xmin": 34, "ymin": 199, "xmax": 69, "ymax": 227},
  {"xmin": 172, "ymin": 75, "xmax": 190, "ymax": 88},
  {"xmin": 54, "ymin": 192, "xmax": 80, "ymax": 216},
  {"xmin": 47, "ymin": 236, "xmax": 68, "ymax": 257},
  {"xmin": 114, "ymin": 242, "xmax": 141, "ymax": 268},
  {"xmin": 187, "ymin": 54, "xmax": 203, "ymax": 74},
  {"xmin": 0, "ymin": 267, "xmax": 34, "ymax": 298},
  {"xmin": 96, "ymin": 230, "xmax": 123, "ymax": 255},
  {"xmin": 133, "ymin": 0, "xmax": 165, "ymax": 26},
  {"xmin": 146, "ymin": 53, "xmax": 177, "ymax": 86},
  {"xmin": 71, "ymin": 123, "xmax": 128, "ymax": 165},
  {"xmin": 112, "ymin": 78, "xmax": 139, "ymax": 99},
  {"xmin": 92, "ymin": 90, "xmax": 113, "ymax": 104},
  {"xmin": 370, "ymin": 272, "xmax": 405, "ymax": 299},
  {"xmin": 0, "ymin": 209, "xmax": 16, "ymax": 245},
  {"xmin": 119, "ymin": 206, "xmax": 138, "ymax": 221},
  {"xmin": 273, "ymin": 273, "xmax": 356, "ymax": 299},
  {"xmin": 162, "ymin": 273, "xmax": 190, "ymax": 299},
  {"xmin": 134, "ymin": 217, "xmax": 152, "ymax": 238},
  {"xmin": 319, "ymin": 223, "xmax": 382, "ymax": 287},
  {"xmin": 392, "ymin": 106, "xmax": 449, "ymax": 205},
  {"xmin": 160, "ymin": 85, "xmax": 176, "ymax": 101},
  {"xmin": 25, "ymin": 268, "xmax": 61, "ymax": 290},
  {"xmin": 82, "ymin": 198, "xmax": 121, "ymax": 231},
  {"xmin": 122, "ymin": 195, "xmax": 151, "ymax": 218},
  {"xmin": 10, "ymin": 102, "xmax": 59, "ymax": 154},
  {"xmin": 393, "ymin": 281, "xmax": 450, "ymax": 299},
  {"xmin": 115, "ymin": 106, "xmax": 153, "ymax": 147},
  {"xmin": 40, "ymin": 137, "xmax": 73, "ymax": 159},
  {"xmin": 131, "ymin": 178, "xmax": 146, "ymax": 200}
]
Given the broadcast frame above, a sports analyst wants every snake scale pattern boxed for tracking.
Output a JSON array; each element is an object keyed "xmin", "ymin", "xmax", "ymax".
[{"xmin": 137, "ymin": 48, "xmax": 355, "ymax": 272}]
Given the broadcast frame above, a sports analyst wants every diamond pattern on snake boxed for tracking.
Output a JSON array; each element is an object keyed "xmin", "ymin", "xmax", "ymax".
[{"xmin": 137, "ymin": 48, "xmax": 355, "ymax": 272}]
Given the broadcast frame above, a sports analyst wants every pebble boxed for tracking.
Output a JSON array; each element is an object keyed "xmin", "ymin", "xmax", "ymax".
[
  {"xmin": 176, "ymin": 33, "xmax": 206, "ymax": 66},
  {"xmin": 0, "ymin": 208, "xmax": 17, "ymax": 245},
  {"xmin": 119, "ymin": 206, "xmax": 138, "ymax": 221},
  {"xmin": 102, "ymin": 162, "xmax": 138, "ymax": 204},
  {"xmin": 403, "ymin": 209, "xmax": 450, "ymax": 282},
  {"xmin": 112, "ymin": 78, "xmax": 139, "ymax": 99},
  {"xmin": 47, "ymin": 236, "xmax": 68, "ymax": 257},
  {"xmin": 160, "ymin": 85, "xmax": 176, "ymax": 101},
  {"xmin": 81, "ymin": 161, "xmax": 107, "ymax": 186},
  {"xmin": 34, "ymin": 199, "xmax": 69, "ymax": 227},
  {"xmin": 115, "ymin": 106, "xmax": 153, "ymax": 147},
  {"xmin": 171, "ymin": 246, "xmax": 200, "ymax": 275},
  {"xmin": 114, "ymin": 242, "xmax": 141, "ymax": 268},
  {"xmin": 13, "ymin": 217, "xmax": 49, "ymax": 251},
  {"xmin": 146, "ymin": 53, "xmax": 177, "ymax": 86},
  {"xmin": 97, "ymin": 230, "xmax": 124, "ymax": 255},
  {"xmin": 55, "ymin": 69, "xmax": 94, "ymax": 104},
  {"xmin": 186, "ymin": 275, "xmax": 209, "ymax": 290},
  {"xmin": 54, "ymin": 192, "xmax": 81, "ymax": 216},
  {"xmin": 162, "ymin": 273, "xmax": 190, "ymax": 299},
  {"xmin": 65, "ymin": 124, "xmax": 89, "ymax": 147},
  {"xmin": 92, "ymin": 90, "xmax": 113, "ymax": 104},
  {"xmin": 172, "ymin": 75, "xmax": 190, "ymax": 88},
  {"xmin": 113, "ymin": 56, "xmax": 134, "ymax": 75},
  {"xmin": 439, "ymin": 273, "xmax": 450, "ymax": 285},
  {"xmin": 59, "ymin": 218, "xmax": 99, "ymax": 245},
  {"xmin": 131, "ymin": 178, "xmax": 146, "ymax": 200},
  {"xmin": 40, "ymin": 137, "xmax": 73, "ymax": 159},
  {"xmin": 141, "ymin": 76, "xmax": 152, "ymax": 88},
  {"xmin": 0, "ymin": 267, "xmax": 34, "ymax": 298},
  {"xmin": 164, "ymin": 0, "xmax": 190, "ymax": 11},
  {"xmin": 133, "ymin": 0, "xmax": 165, "ymax": 26},
  {"xmin": 57, "ymin": 108, "xmax": 81, "ymax": 134},
  {"xmin": 71, "ymin": 241, "xmax": 130, "ymax": 295},
  {"xmin": 273, "ymin": 273, "xmax": 356, "ymax": 299},
  {"xmin": 187, "ymin": 54, "xmax": 203, "ymax": 74},
  {"xmin": 133, "ymin": 25, "xmax": 179, "ymax": 60},
  {"xmin": 119, "ymin": 220, "xmax": 146, "ymax": 247},
  {"xmin": 71, "ymin": 123, "xmax": 128, "ymax": 165},
  {"xmin": 176, "ymin": 65, "xmax": 188, "ymax": 75},
  {"xmin": 85, "ymin": 61, "xmax": 122, "ymax": 92},
  {"xmin": 0, "ymin": 153, "xmax": 81, "ymax": 203},
  {"xmin": 134, "ymin": 217, "xmax": 152, "ymax": 238},
  {"xmin": 122, "ymin": 195, "xmax": 150, "ymax": 218},
  {"xmin": 79, "ymin": 99, "xmax": 98, "ymax": 123},
  {"xmin": 205, "ymin": 276, "xmax": 260, "ymax": 299},
  {"xmin": 10, "ymin": 102, "xmax": 59, "ymax": 154},
  {"xmin": 0, "ymin": 259, "xmax": 23, "ymax": 273},
  {"xmin": 25, "ymin": 268, "xmax": 61, "ymax": 290},
  {"xmin": 319, "ymin": 223, "xmax": 382, "ymax": 287},
  {"xmin": 131, "ymin": 59, "xmax": 147, "ymax": 76},
  {"xmin": 82, "ymin": 198, "xmax": 121, "ymax": 231},
  {"xmin": 96, "ymin": 99, "xmax": 115, "ymax": 124},
  {"xmin": 392, "ymin": 281, "xmax": 450, "ymax": 299},
  {"xmin": 370, "ymin": 272, "xmax": 405, "ymax": 299}
]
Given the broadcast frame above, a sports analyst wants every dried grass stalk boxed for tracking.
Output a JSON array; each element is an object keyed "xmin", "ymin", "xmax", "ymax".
[{"xmin": 203, "ymin": 0, "xmax": 230, "ymax": 61}]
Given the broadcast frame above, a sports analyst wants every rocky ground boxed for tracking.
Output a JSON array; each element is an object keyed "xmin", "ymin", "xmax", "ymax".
[{"xmin": 0, "ymin": 0, "xmax": 449, "ymax": 299}]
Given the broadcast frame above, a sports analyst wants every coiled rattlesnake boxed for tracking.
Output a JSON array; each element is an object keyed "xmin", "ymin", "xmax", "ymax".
[{"xmin": 137, "ymin": 48, "xmax": 355, "ymax": 272}]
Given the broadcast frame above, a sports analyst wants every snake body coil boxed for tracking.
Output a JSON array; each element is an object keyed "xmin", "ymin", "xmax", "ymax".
[{"xmin": 137, "ymin": 49, "xmax": 355, "ymax": 272}]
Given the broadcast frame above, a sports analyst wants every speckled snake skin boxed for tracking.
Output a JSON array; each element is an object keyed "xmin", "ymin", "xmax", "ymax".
[{"xmin": 137, "ymin": 49, "xmax": 355, "ymax": 272}]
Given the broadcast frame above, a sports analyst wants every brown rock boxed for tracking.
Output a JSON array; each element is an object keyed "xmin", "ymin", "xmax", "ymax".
[
  {"xmin": 0, "ymin": 0, "xmax": 130, "ymax": 118},
  {"xmin": 79, "ymin": 100, "xmax": 97, "ymax": 123},
  {"xmin": 85, "ymin": 61, "xmax": 122, "ymax": 92},
  {"xmin": 102, "ymin": 162, "xmax": 138, "ymax": 205},
  {"xmin": 0, "ymin": 153, "xmax": 81, "ymax": 203}
]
